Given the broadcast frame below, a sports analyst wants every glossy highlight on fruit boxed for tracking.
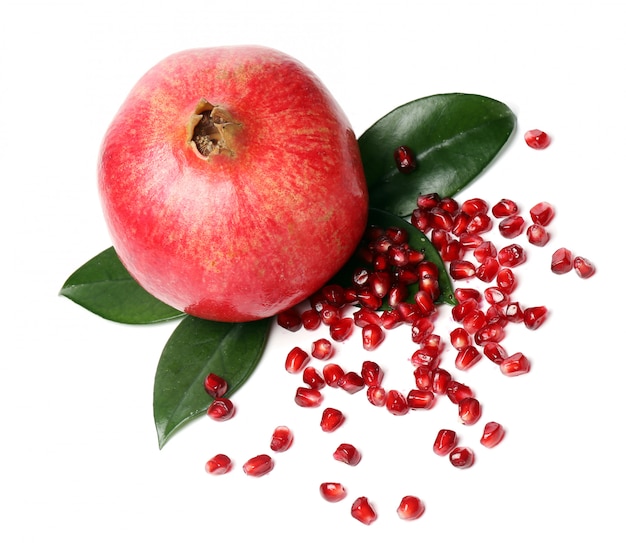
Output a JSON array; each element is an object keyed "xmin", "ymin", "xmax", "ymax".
[{"xmin": 99, "ymin": 46, "xmax": 368, "ymax": 322}]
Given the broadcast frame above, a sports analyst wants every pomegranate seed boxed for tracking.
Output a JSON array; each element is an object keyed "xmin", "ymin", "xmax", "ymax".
[
  {"xmin": 440, "ymin": 196, "xmax": 459, "ymax": 214},
  {"xmin": 311, "ymin": 338, "xmax": 333, "ymax": 360},
  {"xmin": 333, "ymin": 443, "xmax": 362, "ymax": 466},
  {"xmin": 330, "ymin": 317, "xmax": 354, "ymax": 341},
  {"xmin": 320, "ymin": 407, "xmax": 345, "ymax": 432},
  {"xmin": 388, "ymin": 284, "xmax": 409, "ymax": 307},
  {"xmin": 455, "ymin": 287, "xmax": 481, "ymax": 303},
  {"xmin": 276, "ymin": 307, "xmax": 302, "ymax": 331},
  {"xmin": 498, "ymin": 244, "xmax": 526, "ymax": 267},
  {"xmin": 483, "ymin": 342, "xmax": 508, "ymax": 363},
  {"xmin": 394, "ymin": 145, "xmax": 418, "ymax": 174},
  {"xmin": 353, "ymin": 307, "xmax": 381, "ymax": 329},
  {"xmin": 503, "ymin": 302, "xmax": 524, "ymax": 324},
  {"xmin": 527, "ymin": 223, "xmax": 550, "ymax": 246},
  {"xmin": 441, "ymin": 239, "xmax": 463, "ymax": 261},
  {"xmin": 499, "ymin": 215, "xmax": 526, "ymax": 238},
  {"xmin": 319, "ymin": 303, "xmax": 341, "ymax": 325},
  {"xmin": 480, "ymin": 421, "xmax": 506, "ymax": 448},
  {"xmin": 352, "ymin": 267, "xmax": 370, "ymax": 287},
  {"xmin": 524, "ymin": 306, "xmax": 548, "ymax": 330},
  {"xmin": 485, "ymin": 305, "xmax": 507, "ymax": 327},
  {"xmin": 205, "ymin": 453, "xmax": 232, "ymax": 475},
  {"xmin": 430, "ymin": 207, "xmax": 454, "ymax": 231},
  {"xmin": 462, "ymin": 309, "xmax": 487, "ymax": 335},
  {"xmin": 338, "ymin": 371, "xmax": 365, "ymax": 394},
  {"xmin": 361, "ymin": 360, "xmax": 383, "ymax": 387},
  {"xmin": 203, "ymin": 373, "xmax": 228, "ymax": 398},
  {"xmin": 474, "ymin": 240, "xmax": 497, "ymax": 263},
  {"xmin": 386, "ymin": 389, "xmax": 409, "ymax": 415},
  {"xmin": 351, "ymin": 496, "xmax": 377, "ymax": 525},
  {"xmin": 461, "ymin": 197, "xmax": 489, "ymax": 216},
  {"xmin": 449, "ymin": 260, "xmax": 476, "ymax": 280},
  {"xmin": 411, "ymin": 317, "xmax": 435, "ymax": 344},
  {"xmin": 397, "ymin": 495, "xmax": 425, "ymax": 520},
  {"xmin": 459, "ymin": 232, "xmax": 484, "ymax": 249},
  {"xmin": 452, "ymin": 212, "xmax": 471, "ymax": 236},
  {"xmin": 484, "ymin": 286, "xmax": 509, "ymax": 306},
  {"xmin": 323, "ymin": 363, "xmax": 345, "ymax": 387},
  {"xmin": 574, "ymin": 256, "xmax": 596, "ymax": 278},
  {"xmin": 500, "ymin": 352, "xmax": 531, "ymax": 376},
  {"xmin": 270, "ymin": 426, "xmax": 294, "ymax": 452},
  {"xmin": 301, "ymin": 308, "xmax": 321, "ymax": 330},
  {"xmin": 475, "ymin": 323, "xmax": 505, "ymax": 346},
  {"xmin": 449, "ymin": 446, "xmax": 475, "ymax": 468},
  {"xmin": 492, "ymin": 198, "xmax": 519, "ymax": 218},
  {"xmin": 407, "ymin": 389, "xmax": 436, "ymax": 409},
  {"xmin": 475, "ymin": 257, "xmax": 500, "ymax": 282},
  {"xmin": 433, "ymin": 428, "xmax": 458, "ymax": 456},
  {"xmin": 294, "ymin": 387, "xmax": 323, "ymax": 407},
  {"xmin": 413, "ymin": 366, "xmax": 433, "ymax": 390},
  {"xmin": 411, "ymin": 208, "xmax": 431, "ymax": 232},
  {"xmin": 319, "ymin": 482, "xmax": 347, "ymax": 502},
  {"xmin": 458, "ymin": 396, "xmax": 481, "ymax": 425},
  {"xmin": 524, "ymin": 129, "xmax": 551, "ymax": 149},
  {"xmin": 417, "ymin": 192, "xmax": 441, "ymax": 210},
  {"xmin": 411, "ymin": 346, "xmax": 439, "ymax": 369},
  {"xmin": 455, "ymin": 345, "xmax": 482, "ymax": 370},
  {"xmin": 303, "ymin": 366, "xmax": 325, "ymax": 390},
  {"xmin": 551, "ymin": 247, "xmax": 574, "ymax": 274},
  {"xmin": 322, "ymin": 284, "xmax": 346, "ymax": 306},
  {"xmin": 357, "ymin": 288, "xmax": 383, "ymax": 311},
  {"xmin": 496, "ymin": 268, "xmax": 517, "ymax": 294},
  {"xmin": 242, "ymin": 454, "xmax": 274, "ymax": 477},
  {"xmin": 432, "ymin": 368, "xmax": 452, "ymax": 394},
  {"xmin": 366, "ymin": 385, "xmax": 387, "ymax": 406},
  {"xmin": 530, "ymin": 201, "xmax": 555, "ymax": 225},
  {"xmin": 362, "ymin": 323, "xmax": 385, "ymax": 351},
  {"xmin": 285, "ymin": 346, "xmax": 310, "ymax": 374},
  {"xmin": 207, "ymin": 398, "xmax": 236, "ymax": 421},
  {"xmin": 450, "ymin": 327, "xmax": 471, "ymax": 350},
  {"xmin": 447, "ymin": 381, "xmax": 473, "ymax": 404},
  {"xmin": 381, "ymin": 308, "xmax": 404, "ymax": 329},
  {"xmin": 466, "ymin": 212, "xmax": 492, "ymax": 234},
  {"xmin": 369, "ymin": 271, "xmax": 392, "ymax": 299},
  {"xmin": 386, "ymin": 226, "xmax": 409, "ymax": 244}
]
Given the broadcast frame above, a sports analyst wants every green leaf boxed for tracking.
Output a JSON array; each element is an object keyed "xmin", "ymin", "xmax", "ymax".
[
  {"xmin": 153, "ymin": 316, "xmax": 272, "ymax": 448},
  {"xmin": 359, "ymin": 93, "xmax": 516, "ymax": 217},
  {"xmin": 60, "ymin": 247, "xmax": 184, "ymax": 324}
]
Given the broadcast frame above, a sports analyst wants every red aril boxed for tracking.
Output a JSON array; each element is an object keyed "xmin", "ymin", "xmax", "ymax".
[
  {"xmin": 333, "ymin": 443, "xmax": 362, "ymax": 466},
  {"xmin": 530, "ymin": 201, "xmax": 555, "ymax": 225},
  {"xmin": 301, "ymin": 309, "xmax": 321, "ymax": 330},
  {"xmin": 474, "ymin": 241, "xmax": 497, "ymax": 263},
  {"xmin": 450, "ymin": 327, "xmax": 472, "ymax": 351},
  {"xmin": 330, "ymin": 317, "xmax": 354, "ymax": 341},
  {"xmin": 285, "ymin": 346, "xmax": 310, "ymax": 374},
  {"xmin": 461, "ymin": 197, "xmax": 489, "ymax": 216},
  {"xmin": 433, "ymin": 428, "xmax": 458, "ymax": 456},
  {"xmin": 366, "ymin": 385, "xmax": 387, "ymax": 406},
  {"xmin": 449, "ymin": 446, "xmax": 475, "ymax": 468},
  {"xmin": 447, "ymin": 381, "xmax": 473, "ymax": 404},
  {"xmin": 500, "ymin": 352, "xmax": 531, "ymax": 376},
  {"xmin": 362, "ymin": 323, "xmax": 385, "ymax": 351},
  {"xmin": 243, "ymin": 454, "xmax": 274, "ymax": 477},
  {"xmin": 276, "ymin": 308, "xmax": 302, "ymax": 331},
  {"xmin": 432, "ymin": 368, "xmax": 452, "ymax": 395},
  {"xmin": 205, "ymin": 453, "xmax": 232, "ymax": 475},
  {"xmin": 394, "ymin": 145, "xmax": 418, "ymax": 174},
  {"xmin": 524, "ymin": 129, "xmax": 551, "ymax": 150},
  {"xmin": 361, "ymin": 360, "xmax": 384, "ymax": 387},
  {"xmin": 270, "ymin": 426, "xmax": 294, "ymax": 452},
  {"xmin": 492, "ymin": 198, "xmax": 519, "ymax": 218},
  {"xmin": 474, "ymin": 323, "xmax": 505, "ymax": 346},
  {"xmin": 417, "ymin": 193, "xmax": 441, "ymax": 210},
  {"xmin": 480, "ymin": 421, "xmax": 506, "ymax": 448},
  {"xmin": 294, "ymin": 387, "xmax": 323, "ymax": 407},
  {"xmin": 351, "ymin": 497, "xmax": 377, "ymax": 525},
  {"xmin": 337, "ymin": 372, "xmax": 365, "ymax": 394},
  {"xmin": 503, "ymin": 302, "xmax": 524, "ymax": 323},
  {"xmin": 484, "ymin": 286, "xmax": 509, "ymax": 306},
  {"xmin": 203, "ymin": 373, "xmax": 228, "ymax": 398},
  {"xmin": 524, "ymin": 306, "xmax": 548, "ymax": 330},
  {"xmin": 386, "ymin": 389, "xmax": 410, "ymax": 416},
  {"xmin": 496, "ymin": 268, "xmax": 516, "ymax": 294},
  {"xmin": 574, "ymin": 256, "xmax": 596, "ymax": 278},
  {"xmin": 207, "ymin": 398, "xmax": 236, "ymax": 421},
  {"xmin": 323, "ymin": 363, "xmax": 345, "ymax": 387},
  {"xmin": 455, "ymin": 345, "xmax": 482, "ymax": 370},
  {"xmin": 407, "ymin": 389, "xmax": 436, "ymax": 409},
  {"xmin": 455, "ymin": 287, "xmax": 481, "ymax": 303},
  {"xmin": 498, "ymin": 244, "xmax": 526, "ymax": 267},
  {"xmin": 449, "ymin": 260, "xmax": 476, "ymax": 280},
  {"xmin": 483, "ymin": 342, "xmax": 508, "ymax": 363},
  {"xmin": 527, "ymin": 224, "xmax": 550, "ymax": 246},
  {"xmin": 475, "ymin": 257, "xmax": 500, "ymax": 282},
  {"xmin": 397, "ymin": 495, "xmax": 425, "ymax": 520},
  {"xmin": 413, "ymin": 367, "xmax": 433, "ymax": 391},
  {"xmin": 311, "ymin": 338, "xmax": 333, "ymax": 360},
  {"xmin": 320, "ymin": 407, "xmax": 345, "ymax": 432},
  {"xmin": 498, "ymin": 215, "xmax": 525, "ymax": 238},
  {"xmin": 462, "ymin": 309, "xmax": 487, "ymax": 335},
  {"xmin": 458, "ymin": 397, "xmax": 481, "ymax": 425},
  {"xmin": 303, "ymin": 366, "xmax": 325, "ymax": 390},
  {"xmin": 551, "ymin": 247, "xmax": 573, "ymax": 274},
  {"xmin": 320, "ymin": 482, "xmax": 347, "ymax": 503},
  {"xmin": 466, "ymin": 212, "xmax": 492, "ymax": 235}
]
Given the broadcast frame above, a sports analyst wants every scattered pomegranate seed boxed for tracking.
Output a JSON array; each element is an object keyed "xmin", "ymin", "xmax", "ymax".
[
  {"xmin": 529, "ymin": 201, "xmax": 555, "ymax": 225},
  {"xmin": 285, "ymin": 346, "xmax": 310, "ymax": 374},
  {"xmin": 446, "ymin": 381, "xmax": 473, "ymax": 404},
  {"xmin": 432, "ymin": 368, "xmax": 452, "ymax": 395},
  {"xmin": 407, "ymin": 389, "xmax": 436, "ymax": 409},
  {"xmin": 474, "ymin": 323, "xmax": 505, "ymax": 346},
  {"xmin": 242, "ymin": 454, "xmax": 274, "ymax": 477},
  {"xmin": 351, "ymin": 496, "xmax": 377, "ymax": 525},
  {"xmin": 320, "ymin": 407, "xmax": 345, "ymax": 432},
  {"xmin": 480, "ymin": 422, "xmax": 506, "ymax": 448},
  {"xmin": 498, "ymin": 215, "xmax": 525, "ymax": 238},
  {"xmin": 207, "ymin": 398, "xmax": 236, "ymax": 421},
  {"xmin": 523, "ymin": 306, "xmax": 548, "ymax": 330},
  {"xmin": 492, "ymin": 198, "xmax": 519, "ymax": 218},
  {"xmin": 500, "ymin": 352, "xmax": 531, "ymax": 376},
  {"xmin": 551, "ymin": 247, "xmax": 574, "ymax": 274},
  {"xmin": 496, "ymin": 268, "xmax": 516, "ymax": 293},
  {"xmin": 337, "ymin": 371, "xmax": 365, "ymax": 394},
  {"xmin": 417, "ymin": 192, "xmax": 440, "ymax": 210},
  {"xmin": 205, "ymin": 453, "xmax": 232, "ymax": 475},
  {"xmin": 301, "ymin": 308, "xmax": 321, "ymax": 330},
  {"xmin": 461, "ymin": 197, "xmax": 489, "ymax": 216},
  {"xmin": 311, "ymin": 338, "xmax": 333, "ymax": 360},
  {"xmin": 294, "ymin": 387, "xmax": 323, "ymax": 407},
  {"xmin": 330, "ymin": 317, "xmax": 354, "ymax": 341},
  {"xmin": 449, "ymin": 260, "xmax": 476, "ymax": 280},
  {"xmin": 397, "ymin": 495, "xmax": 425, "ymax": 520},
  {"xmin": 483, "ymin": 342, "xmax": 508, "ymax": 363},
  {"xmin": 455, "ymin": 345, "xmax": 482, "ymax": 370},
  {"xmin": 319, "ymin": 482, "xmax": 347, "ymax": 502},
  {"xmin": 458, "ymin": 397, "xmax": 482, "ymax": 425},
  {"xmin": 323, "ymin": 363, "xmax": 345, "ymax": 387},
  {"xmin": 333, "ymin": 443, "xmax": 362, "ymax": 466},
  {"xmin": 524, "ymin": 129, "xmax": 551, "ymax": 150},
  {"xmin": 276, "ymin": 308, "xmax": 302, "ymax": 331},
  {"xmin": 450, "ymin": 327, "xmax": 472, "ymax": 350},
  {"xmin": 203, "ymin": 373, "xmax": 228, "ymax": 398},
  {"xmin": 386, "ymin": 389, "xmax": 409, "ymax": 415},
  {"xmin": 366, "ymin": 385, "xmax": 387, "ymax": 406},
  {"xmin": 475, "ymin": 257, "xmax": 500, "ymax": 282},
  {"xmin": 497, "ymin": 243, "xmax": 526, "ymax": 267},
  {"xmin": 433, "ymin": 429, "xmax": 458, "ymax": 456},
  {"xmin": 270, "ymin": 426, "xmax": 294, "ymax": 452},
  {"xmin": 361, "ymin": 360, "xmax": 383, "ymax": 387},
  {"xmin": 526, "ymin": 223, "xmax": 550, "ymax": 246},
  {"xmin": 574, "ymin": 256, "xmax": 596, "ymax": 278},
  {"xmin": 449, "ymin": 446, "xmax": 475, "ymax": 468},
  {"xmin": 394, "ymin": 145, "xmax": 418, "ymax": 174},
  {"xmin": 303, "ymin": 366, "xmax": 325, "ymax": 390},
  {"xmin": 362, "ymin": 323, "xmax": 385, "ymax": 351},
  {"xmin": 474, "ymin": 240, "xmax": 497, "ymax": 263}
]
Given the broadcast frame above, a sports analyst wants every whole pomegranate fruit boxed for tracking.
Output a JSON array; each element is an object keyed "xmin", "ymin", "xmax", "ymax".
[{"xmin": 98, "ymin": 46, "xmax": 368, "ymax": 322}]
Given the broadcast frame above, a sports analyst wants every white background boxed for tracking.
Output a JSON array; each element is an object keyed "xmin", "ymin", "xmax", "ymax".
[{"xmin": 1, "ymin": 1, "xmax": 624, "ymax": 541}]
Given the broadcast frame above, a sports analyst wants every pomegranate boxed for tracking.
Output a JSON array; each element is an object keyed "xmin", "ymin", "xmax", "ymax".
[{"xmin": 98, "ymin": 46, "xmax": 368, "ymax": 322}]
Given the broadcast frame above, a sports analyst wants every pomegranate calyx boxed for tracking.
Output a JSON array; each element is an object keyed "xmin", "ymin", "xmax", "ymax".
[{"xmin": 187, "ymin": 98, "xmax": 240, "ymax": 158}]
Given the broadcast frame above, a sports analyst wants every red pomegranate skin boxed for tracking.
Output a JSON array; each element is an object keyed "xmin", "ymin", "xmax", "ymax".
[{"xmin": 98, "ymin": 46, "xmax": 368, "ymax": 322}]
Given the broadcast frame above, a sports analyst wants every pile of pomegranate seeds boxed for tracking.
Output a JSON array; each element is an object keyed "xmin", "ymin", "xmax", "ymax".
[{"xmin": 202, "ymin": 191, "xmax": 595, "ymax": 525}]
